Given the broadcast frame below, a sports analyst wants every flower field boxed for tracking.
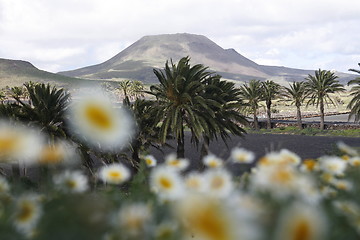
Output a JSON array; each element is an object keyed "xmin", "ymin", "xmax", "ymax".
[{"xmin": 0, "ymin": 89, "xmax": 359, "ymax": 240}]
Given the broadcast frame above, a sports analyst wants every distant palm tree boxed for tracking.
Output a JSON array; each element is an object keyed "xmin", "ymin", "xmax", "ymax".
[
  {"xmin": 305, "ymin": 69, "xmax": 345, "ymax": 130},
  {"xmin": 262, "ymin": 80, "xmax": 282, "ymax": 129},
  {"xmin": 239, "ymin": 79, "xmax": 263, "ymax": 130},
  {"xmin": 149, "ymin": 57, "xmax": 213, "ymax": 158},
  {"xmin": 347, "ymin": 63, "xmax": 360, "ymax": 122},
  {"xmin": 284, "ymin": 81, "xmax": 306, "ymax": 129}
]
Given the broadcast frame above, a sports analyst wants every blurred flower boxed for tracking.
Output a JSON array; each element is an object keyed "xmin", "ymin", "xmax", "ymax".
[
  {"xmin": 300, "ymin": 159, "xmax": 319, "ymax": 172},
  {"xmin": 149, "ymin": 165, "xmax": 184, "ymax": 201},
  {"xmin": 275, "ymin": 202, "xmax": 326, "ymax": 240},
  {"xmin": 0, "ymin": 176, "xmax": 9, "ymax": 194},
  {"xmin": 0, "ymin": 120, "xmax": 43, "ymax": 164},
  {"xmin": 333, "ymin": 200, "xmax": 360, "ymax": 217},
  {"xmin": 319, "ymin": 186, "xmax": 337, "ymax": 198},
  {"xmin": 99, "ymin": 163, "xmax": 131, "ymax": 185},
  {"xmin": 67, "ymin": 92, "xmax": 135, "ymax": 151},
  {"xmin": 53, "ymin": 170, "xmax": 89, "ymax": 193},
  {"xmin": 155, "ymin": 221, "xmax": 178, "ymax": 240},
  {"xmin": 230, "ymin": 147, "xmax": 255, "ymax": 164},
  {"xmin": 165, "ymin": 153, "xmax": 189, "ymax": 171},
  {"xmin": 116, "ymin": 203, "xmax": 152, "ymax": 238},
  {"xmin": 37, "ymin": 140, "xmax": 79, "ymax": 166},
  {"xmin": 319, "ymin": 156, "xmax": 347, "ymax": 176},
  {"xmin": 337, "ymin": 142, "xmax": 358, "ymax": 156},
  {"xmin": 143, "ymin": 155, "xmax": 157, "ymax": 167},
  {"xmin": 204, "ymin": 168, "xmax": 233, "ymax": 198},
  {"xmin": 350, "ymin": 156, "xmax": 360, "ymax": 167},
  {"xmin": 184, "ymin": 172, "xmax": 206, "ymax": 193},
  {"xmin": 329, "ymin": 179, "xmax": 353, "ymax": 191},
  {"xmin": 258, "ymin": 149, "xmax": 300, "ymax": 167},
  {"xmin": 13, "ymin": 194, "xmax": 42, "ymax": 236},
  {"xmin": 203, "ymin": 154, "xmax": 224, "ymax": 168},
  {"xmin": 175, "ymin": 194, "xmax": 241, "ymax": 240}
]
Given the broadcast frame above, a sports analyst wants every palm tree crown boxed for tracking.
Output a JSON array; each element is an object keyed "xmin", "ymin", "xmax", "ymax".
[
  {"xmin": 305, "ymin": 69, "xmax": 345, "ymax": 129},
  {"xmin": 347, "ymin": 63, "xmax": 360, "ymax": 122}
]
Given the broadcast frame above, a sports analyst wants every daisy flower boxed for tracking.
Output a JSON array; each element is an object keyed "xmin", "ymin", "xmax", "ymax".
[
  {"xmin": 337, "ymin": 142, "xmax": 358, "ymax": 156},
  {"xmin": 175, "ymin": 194, "xmax": 241, "ymax": 240},
  {"xmin": 300, "ymin": 159, "xmax": 319, "ymax": 172},
  {"xmin": 165, "ymin": 153, "xmax": 189, "ymax": 171},
  {"xmin": 350, "ymin": 156, "xmax": 360, "ymax": 167},
  {"xmin": 149, "ymin": 165, "xmax": 184, "ymax": 201},
  {"xmin": 258, "ymin": 149, "xmax": 300, "ymax": 167},
  {"xmin": 319, "ymin": 156, "xmax": 347, "ymax": 176},
  {"xmin": 275, "ymin": 202, "xmax": 326, "ymax": 240},
  {"xmin": 98, "ymin": 163, "xmax": 131, "ymax": 185},
  {"xmin": 204, "ymin": 168, "xmax": 233, "ymax": 198},
  {"xmin": 203, "ymin": 154, "xmax": 224, "ymax": 168},
  {"xmin": 184, "ymin": 171, "xmax": 206, "ymax": 193},
  {"xmin": 278, "ymin": 149, "xmax": 301, "ymax": 166},
  {"xmin": 0, "ymin": 120, "xmax": 43, "ymax": 164},
  {"xmin": 329, "ymin": 179, "xmax": 353, "ymax": 191},
  {"xmin": 155, "ymin": 221, "xmax": 178, "ymax": 240},
  {"xmin": 230, "ymin": 147, "xmax": 255, "ymax": 164},
  {"xmin": 116, "ymin": 203, "xmax": 152, "ymax": 238},
  {"xmin": 67, "ymin": 91, "xmax": 135, "ymax": 151},
  {"xmin": 13, "ymin": 194, "xmax": 42, "ymax": 236},
  {"xmin": 37, "ymin": 140, "xmax": 80, "ymax": 166},
  {"xmin": 143, "ymin": 155, "xmax": 157, "ymax": 167},
  {"xmin": 53, "ymin": 170, "xmax": 89, "ymax": 193}
]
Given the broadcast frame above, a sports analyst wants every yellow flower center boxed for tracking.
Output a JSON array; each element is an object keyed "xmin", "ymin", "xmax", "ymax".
[
  {"xmin": 188, "ymin": 202, "xmax": 231, "ymax": 240},
  {"xmin": 145, "ymin": 158, "xmax": 153, "ymax": 165},
  {"xmin": 186, "ymin": 178, "xmax": 200, "ymax": 189},
  {"xmin": 211, "ymin": 176, "xmax": 224, "ymax": 189},
  {"xmin": 0, "ymin": 135, "xmax": 18, "ymax": 157},
  {"xmin": 39, "ymin": 145, "xmax": 64, "ymax": 164},
  {"xmin": 108, "ymin": 171, "xmax": 122, "ymax": 180},
  {"xmin": 292, "ymin": 220, "xmax": 311, "ymax": 240},
  {"xmin": 208, "ymin": 160, "xmax": 220, "ymax": 168},
  {"xmin": 65, "ymin": 180, "xmax": 77, "ymax": 189},
  {"xmin": 272, "ymin": 169, "xmax": 293, "ymax": 183},
  {"xmin": 159, "ymin": 177, "xmax": 173, "ymax": 190},
  {"xmin": 303, "ymin": 159, "xmax": 317, "ymax": 171},
  {"xmin": 85, "ymin": 104, "xmax": 113, "ymax": 130},
  {"xmin": 17, "ymin": 202, "xmax": 34, "ymax": 223},
  {"xmin": 169, "ymin": 160, "xmax": 180, "ymax": 166}
]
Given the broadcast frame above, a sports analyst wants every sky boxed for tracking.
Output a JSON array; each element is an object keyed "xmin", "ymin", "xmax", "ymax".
[{"xmin": 0, "ymin": 0, "xmax": 360, "ymax": 73}]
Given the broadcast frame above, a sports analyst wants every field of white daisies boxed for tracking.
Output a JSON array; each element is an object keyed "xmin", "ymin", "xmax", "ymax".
[{"xmin": 0, "ymin": 88, "xmax": 360, "ymax": 240}]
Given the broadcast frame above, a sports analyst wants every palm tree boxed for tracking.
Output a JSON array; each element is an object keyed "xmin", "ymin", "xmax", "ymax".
[
  {"xmin": 239, "ymin": 79, "xmax": 263, "ymax": 130},
  {"xmin": 284, "ymin": 81, "xmax": 306, "ymax": 129},
  {"xmin": 148, "ymin": 57, "xmax": 213, "ymax": 158},
  {"xmin": 305, "ymin": 69, "xmax": 345, "ymax": 130},
  {"xmin": 347, "ymin": 63, "xmax": 360, "ymax": 122},
  {"xmin": 199, "ymin": 75, "xmax": 248, "ymax": 158},
  {"xmin": 13, "ymin": 82, "xmax": 71, "ymax": 138},
  {"xmin": 262, "ymin": 80, "xmax": 281, "ymax": 129}
]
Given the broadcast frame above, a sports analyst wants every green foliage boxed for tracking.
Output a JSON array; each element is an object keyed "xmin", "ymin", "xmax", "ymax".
[{"xmin": 347, "ymin": 63, "xmax": 360, "ymax": 122}]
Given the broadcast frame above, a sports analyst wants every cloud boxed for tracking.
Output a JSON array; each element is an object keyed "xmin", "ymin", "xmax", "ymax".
[{"xmin": 0, "ymin": 0, "xmax": 359, "ymax": 72}]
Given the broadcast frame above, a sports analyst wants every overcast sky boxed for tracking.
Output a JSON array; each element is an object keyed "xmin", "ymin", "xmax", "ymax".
[{"xmin": 1, "ymin": 0, "xmax": 359, "ymax": 73}]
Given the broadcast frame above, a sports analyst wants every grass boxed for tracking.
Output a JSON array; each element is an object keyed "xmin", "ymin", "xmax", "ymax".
[{"xmin": 246, "ymin": 126, "xmax": 360, "ymax": 137}]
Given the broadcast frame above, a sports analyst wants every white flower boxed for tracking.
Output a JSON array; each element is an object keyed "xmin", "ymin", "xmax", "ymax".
[
  {"xmin": 275, "ymin": 202, "xmax": 326, "ymax": 240},
  {"xmin": 300, "ymin": 159, "xmax": 320, "ymax": 172},
  {"xmin": 99, "ymin": 163, "xmax": 131, "ymax": 185},
  {"xmin": 13, "ymin": 194, "xmax": 42, "ymax": 236},
  {"xmin": 67, "ymin": 91, "xmax": 135, "ymax": 151},
  {"xmin": 204, "ymin": 168, "xmax": 233, "ymax": 198},
  {"xmin": 184, "ymin": 172, "xmax": 206, "ymax": 193},
  {"xmin": 329, "ymin": 178, "xmax": 353, "ymax": 191},
  {"xmin": 319, "ymin": 156, "xmax": 347, "ymax": 176},
  {"xmin": 165, "ymin": 153, "xmax": 189, "ymax": 171},
  {"xmin": 116, "ymin": 203, "xmax": 152, "ymax": 237},
  {"xmin": 203, "ymin": 154, "xmax": 224, "ymax": 168},
  {"xmin": 278, "ymin": 149, "xmax": 301, "ymax": 166},
  {"xmin": 0, "ymin": 120, "xmax": 44, "ymax": 164},
  {"xmin": 53, "ymin": 170, "xmax": 89, "ymax": 193},
  {"xmin": 149, "ymin": 165, "xmax": 184, "ymax": 201},
  {"xmin": 350, "ymin": 156, "xmax": 360, "ymax": 167},
  {"xmin": 143, "ymin": 155, "xmax": 157, "ymax": 167},
  {"xmin": 37, "ymin": 140, "xmax": 80, "ymax": 166},
  {"xmin": 337, "ymin": 142, "xmax": 358, "ymax": 156},
  {"xmin": 230, "ymin": 147, "xmax": 255, "ymax": 164},
  {"xmin": 258, "ymin": 149, "xmax": 300, "ymax": 167}
]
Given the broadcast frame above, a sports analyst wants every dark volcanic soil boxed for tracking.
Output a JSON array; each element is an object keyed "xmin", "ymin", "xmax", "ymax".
[{"xmin": 150, "ymin": 133, "xmax": 360, "ymax": 171}]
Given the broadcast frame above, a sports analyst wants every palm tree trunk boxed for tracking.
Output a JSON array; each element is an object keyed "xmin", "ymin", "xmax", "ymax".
[
  {"xmin": 200, "ymin": 135, "xmax": 210, "ymax": 161},
  {"xmin": 296, "ymin": 105, "xmax": 303, "ymax": 129},
  {"xmin": 319, "ymin": 99, "xmax": 325, "ymax": 130},
  {"xmin": 266, "ymin": 103, "xmax": 271, "ymax": 129},
  {"xmin": 177, "ymin": 125, "xmax": 185, "ymax": 158},
  {"xmin": 253, "ymin": 107, "xmax": 259, "ymax": 130}
]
